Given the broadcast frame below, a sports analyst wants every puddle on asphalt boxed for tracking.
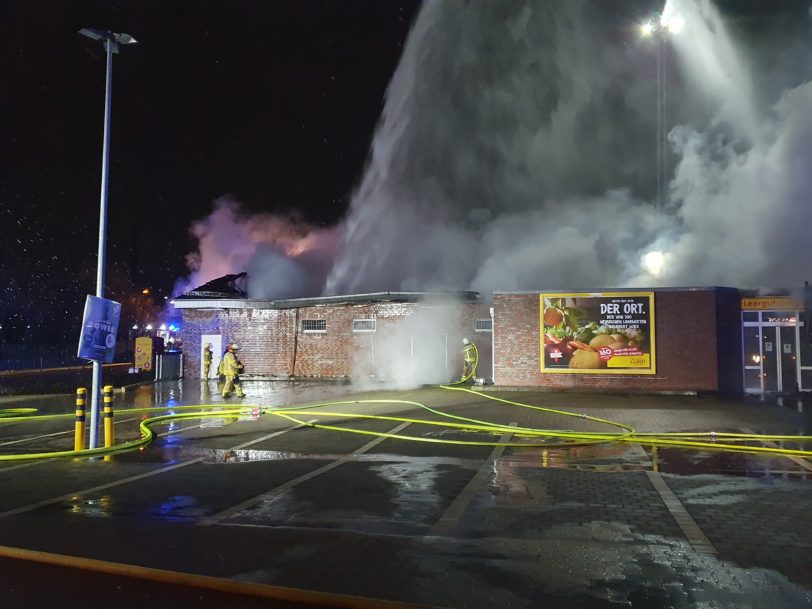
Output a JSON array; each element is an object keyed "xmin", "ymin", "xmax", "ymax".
[
  {"xmin": 507, "ymin": 442, "xmax": 812, "ymax": 480},
  {"xmin": 59, "ymin": 494, "xmax": 114, "ymax": 517},
  {"xmin": 230, "ymin": 460, "xmax": 456, "ymax": 535}
]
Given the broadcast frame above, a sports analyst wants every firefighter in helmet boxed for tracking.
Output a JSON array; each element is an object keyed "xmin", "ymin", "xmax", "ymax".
[
  {"xmin": 461, "ymin": 337, "xmax": 477, "ymax": 382},
  {"xmin": 221, "ymin": 343, "xmax": 245, "ymax": 398},
  {"xmin": 203, "ymin": 343, "xmax": 213, "ymax": 379}
]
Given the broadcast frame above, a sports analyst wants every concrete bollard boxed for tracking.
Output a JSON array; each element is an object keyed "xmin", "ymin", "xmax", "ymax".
[{"xmin": 74, "ymin": 388, "xmax": 87, "ymax": 451}]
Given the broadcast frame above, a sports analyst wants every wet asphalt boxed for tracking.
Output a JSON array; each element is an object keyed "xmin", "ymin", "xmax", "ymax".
[{"xmin": 1, "ymin": 380, "xmax": 812, "ymax": 608}]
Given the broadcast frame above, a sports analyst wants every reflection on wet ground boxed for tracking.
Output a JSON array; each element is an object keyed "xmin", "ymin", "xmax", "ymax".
[
  {"xmin": 507, "ymin": 441, "xmax": 812, "ymax": 480},
  {"xmin": 61, "ymin": 495, "xmax": 114, "ymax": 518}
]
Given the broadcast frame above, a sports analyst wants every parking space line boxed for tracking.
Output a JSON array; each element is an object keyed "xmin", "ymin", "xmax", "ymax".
[
  {"xmin": 199, "ymin": 421, "xmax": 411, "ymax": 526},
  {"xmin": 741, "ymin": 427, "xmax": 812, "ymax": 473},
  {"xmin": 0, "ymin": 421, "xmax": 313, "ymax": 519},
  {"xmin": 645, "ymin": 470, "xmax": 718, "ymax": 555},
  {"xmin": 428, "ymin": 422, "xmax": 516, "ymax": 536},
  {"xmin": 0, "ymin": 416, "xmax": 142, "ymax": 447},
  {"xmin": 0, "ymin": 459, "xmax": 57, "ymax": 474}
]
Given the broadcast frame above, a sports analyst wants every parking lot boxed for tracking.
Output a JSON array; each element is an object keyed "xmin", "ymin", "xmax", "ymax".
[{"xmin": 1, "ymin": 381, "xmax": 811, "ymax": 608}]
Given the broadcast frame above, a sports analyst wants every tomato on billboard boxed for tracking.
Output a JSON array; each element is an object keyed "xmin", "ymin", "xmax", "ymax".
[{"xmin": 540, "ymin": 292, "xmax": 656, "ymax": 374}]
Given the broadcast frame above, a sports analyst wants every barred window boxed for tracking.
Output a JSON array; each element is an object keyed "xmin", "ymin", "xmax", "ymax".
[
  {"xmin": 352, "ymin": 319, "xmax": 376, "ymax": 332},
  {"xmin": 302, "ymin": 319, "xmax": 326, "ymax": 332},
  {"xmin": 474, "ymin": 319, "xmax": 492, "ymax": 332}
]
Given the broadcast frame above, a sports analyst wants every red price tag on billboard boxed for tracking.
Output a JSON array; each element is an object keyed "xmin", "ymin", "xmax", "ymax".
[{"xmin": 598, "ymin": 346, "xmax": 614, "ymax": 361}]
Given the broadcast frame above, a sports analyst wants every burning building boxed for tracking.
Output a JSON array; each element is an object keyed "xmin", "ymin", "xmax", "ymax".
[{"xmin": 175, "ymin": 276, "xmax": 811, "ymax": 395}]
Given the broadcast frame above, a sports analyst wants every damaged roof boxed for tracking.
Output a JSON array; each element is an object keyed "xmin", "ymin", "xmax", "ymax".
[{"xmin": 173, "ymin": 273, "xmax": 482, "ymax": 309}]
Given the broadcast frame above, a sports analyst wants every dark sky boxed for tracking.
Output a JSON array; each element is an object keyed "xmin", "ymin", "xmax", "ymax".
[
  {"xmin": 1, "ymin": 0, "xmax": 807, "ymax": 344},
  {"xmin": 0, "ymin": 0, "xmax": 420, "ymax": 340}
]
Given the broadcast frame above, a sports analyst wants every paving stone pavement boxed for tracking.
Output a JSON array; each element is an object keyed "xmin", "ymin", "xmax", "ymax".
[{"xmin": 666, "ymin": 473, "xmax": 812, "ymax": 590}]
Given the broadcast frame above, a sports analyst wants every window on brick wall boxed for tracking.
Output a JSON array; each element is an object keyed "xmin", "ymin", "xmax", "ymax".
[
  {"xmin": 302, "ymin": 319, "xmax": 326, "ymax": 333},
  {"xmin": 352, "ymin": 318, "xmax": 376, "ymax": 332},
  {"xmin": 474, "ymin": 319, "xmax": 492, "ymax": 332}
]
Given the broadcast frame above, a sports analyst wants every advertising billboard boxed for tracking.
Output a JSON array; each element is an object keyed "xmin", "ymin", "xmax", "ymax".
[
  {"xmin": 134, "ymin": 336, "xmax": 153, "ymax": 371},
  {"xmin": 540, "ymin": 292, "xmax": 656, "ymax": 374},
  {"xmin": 77, "ymin": 295, "xmax": 122, "ymax": 363}
]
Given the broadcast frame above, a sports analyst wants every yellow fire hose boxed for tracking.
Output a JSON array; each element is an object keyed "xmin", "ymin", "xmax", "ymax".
[{"xmin": 1, "ymin": 345, "xmax": 812, "ymax": 461}]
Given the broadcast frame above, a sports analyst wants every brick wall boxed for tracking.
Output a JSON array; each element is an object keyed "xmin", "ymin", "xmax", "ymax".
[
  {"xmin": 181, "ymin": 301, "xmax": 492, "ymax": 381},
  {"xmin": 493, "ymin": 290, "xmax": 727, "ymax": 392}
]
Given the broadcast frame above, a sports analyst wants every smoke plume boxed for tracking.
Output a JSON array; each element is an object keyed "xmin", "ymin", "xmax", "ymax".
[
  {"xmin": 325, "ymin": 0, "xmax": 812, "ymax": 295},
  {"xmin": 178, "ymin": 196, "xmax": 341, "ymax": 299},
  {"xmin": 180, "ymin": 0, "xmax": 812, "ymax": 300}
]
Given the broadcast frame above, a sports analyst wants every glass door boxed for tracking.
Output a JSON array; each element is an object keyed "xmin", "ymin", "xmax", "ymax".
[
  {"xmin": 742, "ymin": 326, "xmax": 762, "ymax": 393},
  {"xmin": 779, "ymin": 326, "xmax": 799, "ymax": 393},
  {"xmin": 762, "ymin": 328, "xmax": 778, "ymax": 392},
  {"xmin": 742, "ymin": 311, "xmax": 803, "ymax": 394}
]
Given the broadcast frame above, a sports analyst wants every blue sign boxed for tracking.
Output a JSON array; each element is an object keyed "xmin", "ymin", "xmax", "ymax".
[{"xmin": 77, "ymin": 296, "xmax": 122, "ymax": 363}]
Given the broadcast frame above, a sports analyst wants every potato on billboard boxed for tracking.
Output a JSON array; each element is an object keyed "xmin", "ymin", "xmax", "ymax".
[{"xmin": 540, "ymin": 292, "xmax": 656, "ymax": 374}]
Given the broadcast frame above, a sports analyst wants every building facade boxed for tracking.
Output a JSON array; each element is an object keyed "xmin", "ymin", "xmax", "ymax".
[
  {"xmin": 174, "ymin": 281, "xmax": 810, "ymax": 395},
  {"xmin": 175, "ymin": 292, "xmax": 493, "ymax": 384}
]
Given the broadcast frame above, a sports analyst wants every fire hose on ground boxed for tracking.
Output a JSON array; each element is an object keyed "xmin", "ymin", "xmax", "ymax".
[{"xmin": 1, "ymin": 344, "xmax": 812, "ymax": 461}]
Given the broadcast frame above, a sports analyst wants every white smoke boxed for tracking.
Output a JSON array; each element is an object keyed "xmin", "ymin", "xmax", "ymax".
[
  {"xmin": 349, "ymin": 299, "xmax": 470, "ymax": 390},
  {"xmin": 629, "ymin": 81, "xmax": 812, "ymax": 287},
  {"xmin": 325, "ymin": 0, "xmax": 812, "ymax": 296}
]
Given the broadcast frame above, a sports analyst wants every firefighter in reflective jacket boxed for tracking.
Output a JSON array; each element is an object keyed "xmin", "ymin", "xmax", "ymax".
[
  {"xmin": 203, "ymin": 343, "xmax": 213, "ymax": 379},
  {"xmin": 221, "ymin": 343, "xmax": 245, "ymax": 398},
  {"xmin": 461, "ymin": 338, "xmax": 477, "ymax": 381}
]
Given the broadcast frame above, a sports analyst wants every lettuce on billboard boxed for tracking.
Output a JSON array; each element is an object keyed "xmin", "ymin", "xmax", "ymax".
[{"xmin": 540, "ymin": 292, "xmax": 656, "ymax": 374}]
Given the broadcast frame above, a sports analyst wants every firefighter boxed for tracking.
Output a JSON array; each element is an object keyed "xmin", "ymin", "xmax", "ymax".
[
  {"xmin": 221, "ymin": 343, "xmax": 246, "ymax": 398},
  {"xmin": 203, "ymin": 343, "xmax": 213, "ymax": 379},
  {"xmin": 461, "ymin": 337, "xmax": 477, "ymax": 382}
]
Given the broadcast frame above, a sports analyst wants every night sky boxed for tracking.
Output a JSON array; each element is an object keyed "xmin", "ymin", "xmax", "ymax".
[
  {"xmin": 1, "ymin": 0, "xmax": 808, "ymax": 346},
  {"xmin": 0, "ymin": 0, "xmax": 420, "ymax": 342}
]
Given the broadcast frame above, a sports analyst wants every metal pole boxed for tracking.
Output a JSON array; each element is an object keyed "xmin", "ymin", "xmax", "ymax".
[
  {"xmin": 89, "ymin": 38, "xmax": 115, "ymax": 450},
  {"xmin": 490, "ymin": 307, "xmax": 495, "ymax": 383}
]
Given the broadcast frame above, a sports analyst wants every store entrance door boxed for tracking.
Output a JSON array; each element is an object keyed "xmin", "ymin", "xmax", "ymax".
[{"xmin": 742, "ymin": 310, "xmax": 805, "ymax": 394}]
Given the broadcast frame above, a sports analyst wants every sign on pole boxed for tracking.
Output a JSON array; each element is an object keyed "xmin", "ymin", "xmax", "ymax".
[{"xmin": 77, "ymin": 295, "xmax": 122, "ymax": 363}]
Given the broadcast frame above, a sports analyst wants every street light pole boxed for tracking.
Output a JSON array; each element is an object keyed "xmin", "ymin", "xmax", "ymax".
[{"xmin": 79, "ymin": 28, "xmax": 138, "ymax": 449}]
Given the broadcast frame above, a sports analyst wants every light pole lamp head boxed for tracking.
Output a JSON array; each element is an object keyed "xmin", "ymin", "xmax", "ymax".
[
  {"xmin": 79, "ymin": 28, "xmax": 138, "ymax": 53},
  {"xmin": 639, "ymin": 11, "xmax": 684, "ymax": 38}
]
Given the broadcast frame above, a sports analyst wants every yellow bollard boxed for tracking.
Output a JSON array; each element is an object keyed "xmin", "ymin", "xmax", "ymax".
[
  {"xmin": 74, "ymin": 388, "xmax": 87, "ymax": 451},
  {"xmin": 103, "ymin": 385, "xmax": 115, "ymax": 448}
]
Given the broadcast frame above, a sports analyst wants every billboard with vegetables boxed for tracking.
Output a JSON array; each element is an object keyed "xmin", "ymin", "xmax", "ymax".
[{"xmin": 540, "ymin": 292, "xmax": 656, "ymax": 374}]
